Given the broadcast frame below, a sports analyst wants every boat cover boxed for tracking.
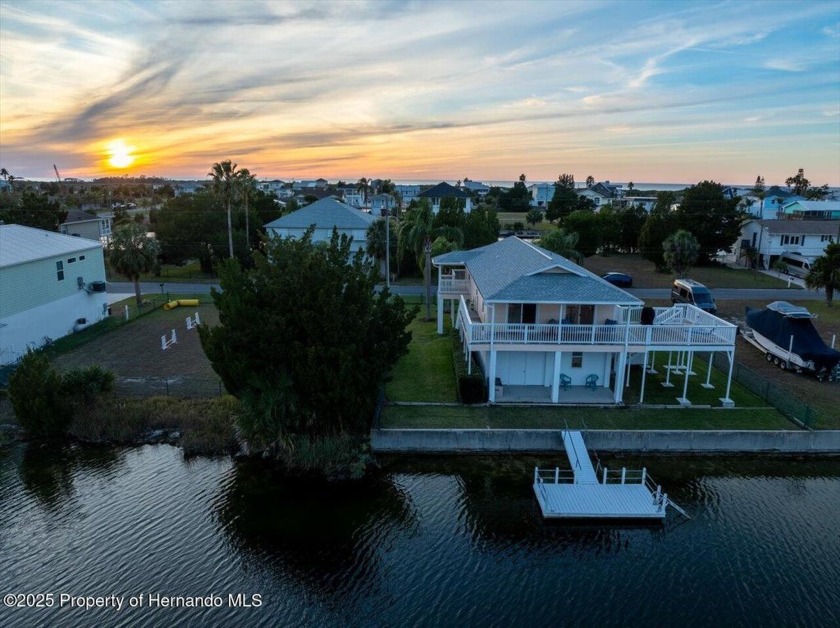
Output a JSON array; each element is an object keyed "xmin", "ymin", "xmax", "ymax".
[{"xmin": 746, "ymin": 304, "xmax": 840, "ymax": 372}]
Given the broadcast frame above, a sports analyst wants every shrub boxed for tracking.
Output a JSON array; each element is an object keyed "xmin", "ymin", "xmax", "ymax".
[
  {"xmin": 277, "ymin": 434, "xmax": 375, "ymax": 480},
  {"xmin": 8, "ymin": 351, "xmax": 72, "ymax": 439},
  {"xmin": 63, "ymin": 365, "xmax": 116, "ymax": 405},
  {"xmin": 450, "ymin": 329, "xmax": 487, "ymax": 403}
]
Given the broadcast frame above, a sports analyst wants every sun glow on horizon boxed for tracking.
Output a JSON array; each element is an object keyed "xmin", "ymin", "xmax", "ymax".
[{"xmin": 107, "ymin": 139, "xmax": 135, "ymax": 169}]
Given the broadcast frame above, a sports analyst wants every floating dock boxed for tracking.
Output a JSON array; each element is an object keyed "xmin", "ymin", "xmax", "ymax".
[{"xmin": 534, "ymin": 430, "xmax": 674, "ymax": 521}]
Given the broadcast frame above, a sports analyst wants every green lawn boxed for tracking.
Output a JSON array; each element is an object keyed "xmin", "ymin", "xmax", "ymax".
[
  {"xmin": 386, "ymin": 317, "xmax": 457, "ymax": 402},
  {"xmin": 106, "ymin": 260, "xmax": 217, "ymax": 283},
  {"xmin": 381, "ymin": 404, "xmax": 795, "ymax": 430}
]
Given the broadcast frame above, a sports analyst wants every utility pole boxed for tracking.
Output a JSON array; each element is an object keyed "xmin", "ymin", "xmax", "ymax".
[{"xmin": 424, "ymin": 237, "xmax": 432, "ymax": 321}]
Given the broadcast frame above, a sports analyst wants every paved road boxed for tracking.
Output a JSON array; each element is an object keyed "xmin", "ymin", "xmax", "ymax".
[{"xmin": 110, "ymin": 281, "xmax": 824, "ymax": 302}]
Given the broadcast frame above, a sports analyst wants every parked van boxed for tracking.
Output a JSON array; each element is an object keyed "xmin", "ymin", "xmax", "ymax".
[
  {"xmin": 671, "ymin": 279, "xmax": 717, "ymax": 314},
  {"xmin": 777, "ymin": 252, "xmax": 812, "ymax": 278}
]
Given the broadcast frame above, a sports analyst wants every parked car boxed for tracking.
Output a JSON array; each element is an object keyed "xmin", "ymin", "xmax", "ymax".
[
  {"xmin": 671, "ymin": 278, "xmax": 716, "ymax": 314},
  {"xmin": 601, "ymin": 272, "xmax": 633, "ymax": 288}
]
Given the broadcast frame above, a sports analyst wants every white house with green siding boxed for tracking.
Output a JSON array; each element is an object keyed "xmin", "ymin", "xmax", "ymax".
[{"xmin": 0, "ymin": 224, "xmax": 108, "ymax": 366}]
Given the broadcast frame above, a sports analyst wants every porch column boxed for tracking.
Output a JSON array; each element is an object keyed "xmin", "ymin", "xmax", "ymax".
[
  {"xmin": 640, "ymin": 351, "xmax": 649, "ymax": 403},
  {"xmin": 702, "ymin": 352, "xmax": 715, "ymax": 389},
  {"xmin": 679, "ymin": 350, "xmax": 693, "ymax": 405},
  {"xmin": 451, "ymin": 299, "xmax": 456, "ymax": 326},
  {"xmin": 720, "ymin": 350, "xmax": 735, "ymax": 407},
  {"xmin": 488, "ymin": 349, "xmax": 498, "ymax": 402},
  {"xmin": 551, "ymin": 351, "xmax": 562, "ymax": 403},
  {"xmin": 437, "ymin": 294, "xmax": 444, "ymax": 335},
  {"xmin": 614, "ymin": 351, "xmax": 627, "ymax": 403}
]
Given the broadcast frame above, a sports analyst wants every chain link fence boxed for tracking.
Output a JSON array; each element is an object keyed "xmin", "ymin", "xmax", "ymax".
[{"xmin": 711, "ymin": 353, "xmax": 817, "ymax": 427}]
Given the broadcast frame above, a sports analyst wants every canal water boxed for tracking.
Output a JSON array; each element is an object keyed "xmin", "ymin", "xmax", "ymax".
[{"xmin": 0, "ymin": 445, "xmax": 838, "ymax": 627}]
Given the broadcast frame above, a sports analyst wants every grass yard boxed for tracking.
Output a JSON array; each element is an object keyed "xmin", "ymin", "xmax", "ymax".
[
  {"xmin": 381, "ymin": 404, "xmax": 794, "ymax": 430},
  {"xmin": 386, "ymin": 316, "xmax": 457, "ymax": 402},
  {"xmin": 51, "ymin": 300, "xmax": 222, "ymax": 398},
  {"xmin": 106, "ymin": 260, "xmax": 217, "ymax": 283},
  {"xmin": 584, "ymin": 253, "xmax": 791, "ymax": 289}
]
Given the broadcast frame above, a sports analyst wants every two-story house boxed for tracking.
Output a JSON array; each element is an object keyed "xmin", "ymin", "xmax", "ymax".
[
  {"xmin": 264, "ymin": 197, "xmax": 376, "ymax": 255},
  {"xmin": 417, "ymin": 182, "xmax": 473, "ymax": 213},
  {"xmin": 60, "ymin": 208, "xmax": 112, "ymax": 243},
  {"xmin": 736, "ymin": 219, "xmax": 839, "ymax": 269},
  {"xmin": 0, "ymin": 224, "xmax": 109, "ymax": 366},
  {"xmin": 528, "ymin": 183, "xmax": 555, "ymax": 207},
  {"xmin": 434, "ymin": 237, "xmax": 737, "ymax": 406}
]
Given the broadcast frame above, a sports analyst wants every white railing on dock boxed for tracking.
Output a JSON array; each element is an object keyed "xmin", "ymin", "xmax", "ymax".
[{"xmin": 439, "ymin": 277, "xmax": 470, "ymax": 294}]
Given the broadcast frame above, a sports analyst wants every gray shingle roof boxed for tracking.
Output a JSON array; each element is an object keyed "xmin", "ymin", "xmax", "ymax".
[
  {"xmin": 417, "ymin": 182, "xmax": 472, "ymax": 199},
  {"xmin": 0, "ymin": 224, "xmax": 102, "ymax": 268},
  {"xmin": 434, "ymin": 236, "xmax": 641, "ymax": 304},
  {"xmin": 264, "ymin": 197, "xmax": 376, "ymax": 230},
  {"xmin": 751, "ymin": 219, "xmax": 839, "ymax": 235},
  {"xmin": 63, "ymin": 209, "xmax": 100, "ymax": 224}
]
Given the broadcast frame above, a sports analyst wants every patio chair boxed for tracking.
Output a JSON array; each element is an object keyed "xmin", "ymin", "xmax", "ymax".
[
  {"xmin": 585, "ymin": 374, "xmax": 599, "ymax": 390},
  {"xmin": 559, "ymin": 374, "xmax": 571, "ymax": 390}
]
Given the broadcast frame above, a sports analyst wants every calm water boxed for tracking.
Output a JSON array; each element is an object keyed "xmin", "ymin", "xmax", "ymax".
[{"xmin": 0, "ymin": 445, "xmax": 838, "ymax": 627}]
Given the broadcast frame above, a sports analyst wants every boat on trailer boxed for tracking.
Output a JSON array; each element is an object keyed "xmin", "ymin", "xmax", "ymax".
[{"xmin": 743, "ymin": 301, "xmax": 840, "ymax": 381}]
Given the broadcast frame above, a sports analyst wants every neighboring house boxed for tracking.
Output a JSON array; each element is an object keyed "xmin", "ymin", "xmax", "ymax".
[
  {"xmin": 528, "ymin": 183, "xmax": 555, "ymax": 207},
  {"xmin": 417, "ymin": 182, "xmax": 473, "ymax": 213},
  {"xmin": 370, "ymin": 194, "xmax": 397, "ymax": 216},
  {"xmin": 781, "ymin": 200, "xmax": 840, "ymax": 220},
  {"xmin": 294, "ymin": 188, "xmax": 336, "ymax": 204},
  {"xmin": 577, "ymin": 181, "xmax": 623, "ymax": 208},
  {"xmin": 264, "ymin": 197, "xmax": 376, "ymax": 255},
  {"xmin": 617, "ymin": 196, "xmax": 656, "ymax": 212},
  {"xmin": 60, "ymin": 208, "xmax": 112, "ymax": 242},
  {"xmin": 342, "ymin": 190, "xmax": 366, "ymax": 208},
  {"xmin": 394, "ymin": 184, "xmax": 421, "ymax": 205},
  {"xmin": 736, "ymin": 219, "xmax": 839, "ymax": 269},
  {"xmin": 462, "ymin": 180, "xmax": 490, "ymax": 198},
  {"xmin": 0, "ymin": 224, "xmax": 109, "ymax": 366},
  {"xmin": 259, "ymin": 180, "xmax": 286, "ymax": 194},
  {"xmin": 434, "ymin": 237, "xmax": 736, "ymax": 405},
  {"xmin": 173, "ymin": 181, "xmax": 204, "ymax": 196}
]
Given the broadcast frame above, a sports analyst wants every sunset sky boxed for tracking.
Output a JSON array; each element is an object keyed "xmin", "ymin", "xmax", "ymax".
[{"xmin": 1, "ymin": 0, "xmax": 839, "ymax": 186}]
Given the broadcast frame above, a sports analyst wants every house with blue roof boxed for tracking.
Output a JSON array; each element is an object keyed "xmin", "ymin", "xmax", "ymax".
[
  {"xmin": 264, "ymin": 197, "xmax": 377, "ymax": 255},
  {"xmin": 417, "ymin": 182, "xmax": 473, "ymax": 214},
  {"xmin": 434, "ymin": 237, "xmax": 737, "ymax": 405}
]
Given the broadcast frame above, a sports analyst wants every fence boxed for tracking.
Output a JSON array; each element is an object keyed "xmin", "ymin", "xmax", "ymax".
[
  {"xmin": 711, "ymin": 353, "xmax": 817, "ymax": 427},
  {"xmin": 115, "ymin": 376, "xmax": 225, "ymax": 399}
]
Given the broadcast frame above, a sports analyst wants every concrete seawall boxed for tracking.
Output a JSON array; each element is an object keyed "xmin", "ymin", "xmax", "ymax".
[{"xmin": 371, "ymin": 429, "xmax": 840, "ymax": 454}]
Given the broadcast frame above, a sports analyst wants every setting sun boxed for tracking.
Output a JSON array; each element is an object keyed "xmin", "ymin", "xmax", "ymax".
[{"xmin": 107, "ymin": 139, "xmax": 135, "ymax": 169}]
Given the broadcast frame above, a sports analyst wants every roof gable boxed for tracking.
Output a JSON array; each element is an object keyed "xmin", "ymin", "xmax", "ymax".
[
  {"xmin": 435, "ymin": 236, "xmax": 640, "ymax": 305},
  {"xmin": 264, "ymin": 197, "xmax": 376, "ymax": 230},
  {"xmin": 0, "ymin": 224, "xmax": 102, "ymax": 268},
  {"xmin": 417, "ymin": 182, "xmax": 471, "ymax": 199}
]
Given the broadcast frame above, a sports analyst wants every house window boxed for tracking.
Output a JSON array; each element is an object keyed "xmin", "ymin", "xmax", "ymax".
[
  {"xmin": 56, "ymin": 261, "xmax": 64, "ymax": 281},
  {"xmin": 79, "ymin": 255, "xmax": 86, "ymax": 260},
  {"xmin": 508, "ymin": 303, "xmax": 536, "ymax": 324},
  {"xmin": 564, "ymin": 305, "xmax": 594, "ymax": 324},
  {"xmin": 781, "ymin": 235, "xmax": 801, "ymax": 246},
  {"xmin": 821, "ymin": 235, "xmax": 834, "ymax": 243},
  {"xmin": 68, "ymin": 257, "xmax": 76, "ymax": 264},
  {"xmin": 571, "ymin": 352, "xmax": 583, "ymax": 368}
]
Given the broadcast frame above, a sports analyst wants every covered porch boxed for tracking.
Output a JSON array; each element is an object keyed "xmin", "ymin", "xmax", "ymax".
[{"xmin": 494, "ymin": 384, "xmax": 616, "ymax": 405}]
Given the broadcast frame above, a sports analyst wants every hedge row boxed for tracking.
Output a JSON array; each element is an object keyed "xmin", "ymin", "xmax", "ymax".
[{"xmin": 450, "ymin": 329, "xmax": 487, "ymax": 404}]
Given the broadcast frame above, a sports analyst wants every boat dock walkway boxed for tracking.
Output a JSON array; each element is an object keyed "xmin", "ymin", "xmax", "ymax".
[{"xmin": 534, "ymin": 430, "xmax": 676, "ymax": 521}]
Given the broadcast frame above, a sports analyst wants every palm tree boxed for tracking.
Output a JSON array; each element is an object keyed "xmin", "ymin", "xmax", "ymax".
[
  {"xmin": 365, "ymin": 217, "xmax": 398, "ymax": 279},
  {"xmin": 537, "ymin": 228, "xmax": 583, "ymax": 263},
  {"xmin": 805, "ymin": 243, "xmax": 840, "ymax": 307},
  {"xmin": 356, "ymin": 177, "xmax": 369, "ymax": 205},
  {"xmin": 236, "ymin": 168, "xmax": 257, "ymax": 251},
  {"xmin": 0, "ymin": 168, "xmax": 8, "ymax": 181},
  {"xmin": 108, "ymin": 223, "xmax": 160, "ymax": 306},
  {"xmin": 209, "ymin": 160, "xmax": 239, "ymax": 258}
]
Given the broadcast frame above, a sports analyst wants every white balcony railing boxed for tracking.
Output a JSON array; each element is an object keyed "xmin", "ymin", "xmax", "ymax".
[
  {"xmin": 456, "ymin": 298, "xmax": 736, "ymax": 349},
  {"xmin": 439, "ymin": 277, "xmax": 470, "ymax": 294}
]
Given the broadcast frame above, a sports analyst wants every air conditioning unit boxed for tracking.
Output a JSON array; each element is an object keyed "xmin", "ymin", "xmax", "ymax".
[{"xmin": 88, "ymin": 281, "xmax": 107, "ymax": 293}]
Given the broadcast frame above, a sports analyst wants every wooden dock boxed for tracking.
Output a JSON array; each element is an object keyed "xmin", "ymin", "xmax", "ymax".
[{"xmin": 534, "ymin": 430, "xmax": 670, "ymax": 521}]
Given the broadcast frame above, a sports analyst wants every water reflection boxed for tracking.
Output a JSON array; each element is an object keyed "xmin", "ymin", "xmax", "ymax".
[
  {"xmin": 18, "ymin": 444, "xmax": 124, "ymax": 510},
  {"xmin": 214, "ymin": 458, "xmax": 415, "ymax": 597}
]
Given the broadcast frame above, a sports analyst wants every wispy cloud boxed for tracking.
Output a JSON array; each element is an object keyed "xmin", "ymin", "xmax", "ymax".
[{"xmin": 0, "ymin": 0, "xmax": 838, "ymax": 185}]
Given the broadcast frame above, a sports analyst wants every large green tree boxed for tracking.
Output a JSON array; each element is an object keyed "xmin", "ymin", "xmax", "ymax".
[
  {"xmin": 546, "ymin": 174, "xmax": 594, "ymax": 223},
  {"xmin": 152, "ymin": 191, "xmax": 232, "ymax": 271},
  {"xmin": 562, "ymin": 210, "xmax": 600, "ymax": 257},
  {"xmin": 199, "ymin": 229, "xmax": 416, "ymax": 448},
  {"xmin": 675, "ymin": 181, "xmax": 742, "ymax": 264},
  {"xmin": 805, "ymin": 243, "xmax": 840, "ymax": 307},
  {"xmin": 663, "ymin": 229, "xmax": 700, "ymax": 277},
  {"xmin": 108, "ymin": 223, "xmax": 161, "ymax": 305},
  {"xmin": 0, "ymin": 190, "xmax": 66, "ymax": 231},
  {"xmin": 538, "ymin": 228, "xmax": 583, "ymax": 262},
  {"xmin": 639, "ymin": 197, "xmax": 678, "ymax": 271}
]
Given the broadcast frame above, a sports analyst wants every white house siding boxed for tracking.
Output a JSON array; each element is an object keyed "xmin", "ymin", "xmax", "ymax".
[
  {"xmin": 480, "ymin": 350, "xmax": 609, "ymax": 388},
  {"xmin": 267, "ymin": 227, "xmax": 368, "ymax": 255},
  {"xmin": 738, "ymin": 221, "xmax": 838, "ymax": 268},
  {"xmin": 0, "ymin": 249, "xmax": 107, "ymax": 365}
]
